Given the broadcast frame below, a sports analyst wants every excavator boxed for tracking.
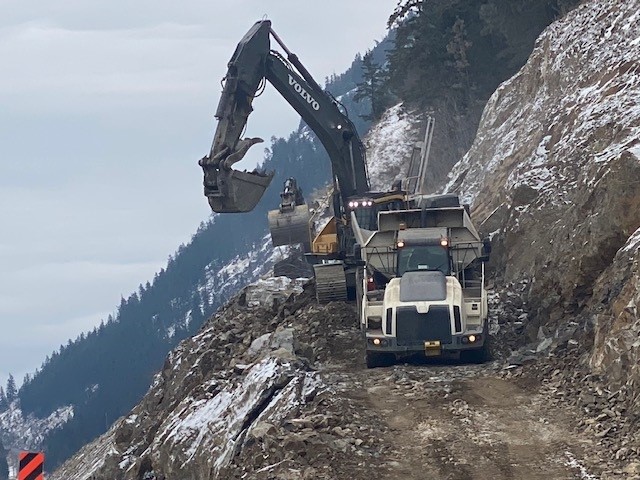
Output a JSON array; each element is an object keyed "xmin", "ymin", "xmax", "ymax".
[{"xmin": 199, "ymin": 19, "xmax": 406, "ymax": 302}]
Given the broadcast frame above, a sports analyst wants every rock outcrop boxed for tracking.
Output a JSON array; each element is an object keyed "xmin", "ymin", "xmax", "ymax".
[
  {"xmin": 590, "ymin": 229, "xmax": 640, "ymax": 412},
  {"xmin": 445, "ymin": 0, "xmax": 640, "ymax": 332},
  {"xmin": 49, "ymin": 278, "xmax": 389, "ymax": 480},
  {"xmin": 444, "ymin": 0, "xmax": 640, "ymax": 452}
]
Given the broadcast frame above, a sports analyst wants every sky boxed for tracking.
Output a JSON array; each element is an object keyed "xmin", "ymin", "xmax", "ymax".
[{"xmin": 0, "ymin": 1, "xmax": 394, "ymax": 389}]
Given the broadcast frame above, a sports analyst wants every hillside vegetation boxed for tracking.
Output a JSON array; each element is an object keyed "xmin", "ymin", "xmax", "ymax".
[{"xmin": 378, "ymin": 0, "xmax": 582, "ymax": 190}]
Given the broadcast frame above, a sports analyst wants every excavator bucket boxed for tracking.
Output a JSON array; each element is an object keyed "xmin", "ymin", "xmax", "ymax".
[
  {"xmin": 268, "ymin": 204, "xmax": 311, "ymax": 246},
  {"xmin": 206, "ymin": 169, "xmax": 274, "ymax": 213}
]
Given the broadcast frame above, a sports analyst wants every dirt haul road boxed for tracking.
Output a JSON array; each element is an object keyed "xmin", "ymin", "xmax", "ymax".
[
  {"xmin": 47, "ymin": 284, "xmax": 627, "ymax": 480},
  {"xmin": 312, "ymin": 303, "xmax": 604, "ymax": 480},
  {"xmin": 324, "ymin": 362, "xmax": 598, "ymax": 480}
]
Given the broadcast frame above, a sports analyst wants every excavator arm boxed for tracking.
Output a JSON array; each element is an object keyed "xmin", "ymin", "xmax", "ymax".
[{"xmin": 199, "ymin": 19, "xmax": 369, "ymax": 213}]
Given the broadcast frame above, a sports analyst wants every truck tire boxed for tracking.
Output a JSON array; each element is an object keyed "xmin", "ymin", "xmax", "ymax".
[
  {"xmin": 366, "ymin": 352, "xmax": 393, "ymax": 369},
  {"xmin": 466, "ymin": 323, "xmax": 492, "ymax": 364}
]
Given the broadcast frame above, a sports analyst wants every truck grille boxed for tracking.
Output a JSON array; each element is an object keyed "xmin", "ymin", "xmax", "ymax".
[{"xmin": 396, "ymin": 306, "xmax": 452, "ymax": 347}]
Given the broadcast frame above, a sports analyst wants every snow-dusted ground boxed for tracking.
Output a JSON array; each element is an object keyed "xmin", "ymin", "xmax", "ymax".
[
  {"xmin": 0, "ymin": 402, "xmax": 73, "ymax": 450},
  {"xmin": 48, "ymin": 276, "xmax": 325, "ymax": 480},
  {"xmin": 365, "ymin": 103, "xmax": 420, "ymax": 191},
  {"xmin": 200, "ymin": 233, "xmax": 293, "ymax": 308},
  {"xmin": 0, "ymin": 401, "xmax": 73, "ymax": 475}
]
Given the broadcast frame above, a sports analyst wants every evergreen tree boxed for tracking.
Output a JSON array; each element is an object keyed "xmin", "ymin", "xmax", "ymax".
[
  {"xmin": 353, "ymin": 50, "xmax": 392, "ymax": 122},
  {"xmin": 5, "ymin": 375, "xmax": 16, "ymax": 404},
  {"xmin": 386, "ymin": 0, "xmax": 582, "ymax": 109},
  {"xmin": 0, "ymin": 438, "xmax": 7, "ymax": 480},
  {"xmin": 0, "ymin": 388, "xmax": 7, "ymax": 412}
]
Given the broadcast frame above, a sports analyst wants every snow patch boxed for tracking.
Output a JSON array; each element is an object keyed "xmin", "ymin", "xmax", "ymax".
[
  {"xmin": 153, "ymin": 356, "xmax": 315, "ymax": 475},
  {"xmin": 565, "ymin": 451, "xmax": 599, "ymax": 480},
  {"xmin": 622, "ymin": 227, "xmax": 640, "ymax": 255},
  {"xmin": 0, "ymin": 401, "xmax": 73, "ymax": 450},
  {"xmin": 365, "ymin": 103, "xmax": 419, "ymax": 190}
]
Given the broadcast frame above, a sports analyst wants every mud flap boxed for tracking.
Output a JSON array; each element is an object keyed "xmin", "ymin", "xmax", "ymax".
[
  {"xmin": 268, "ymin": 205, "xmax": 311, "ymax": 246},
  {"xmin": 313, "ymin": 263, "xmax": 347, "ymax": 303},
  {"xmin": 206, "ymin": 169, "xmax": 274, "ymax": 213}
]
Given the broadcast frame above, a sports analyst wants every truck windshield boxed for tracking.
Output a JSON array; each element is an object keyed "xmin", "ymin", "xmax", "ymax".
[{"xmin": 397, "ymin": 245, "xmax": 450, "ymax": 275}]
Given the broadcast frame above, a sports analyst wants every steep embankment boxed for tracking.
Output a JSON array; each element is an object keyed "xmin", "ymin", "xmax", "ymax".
[
  {"xmin": 444, "ymin": 0, "xmax": 640, "ymax": 458},
  {"xmin": 445, "ymin": 0, "xmax": 640, "ymax": 325},
  {"xmin": 52, "ymin": 279, "xmax": 615, "ymax": 480}
]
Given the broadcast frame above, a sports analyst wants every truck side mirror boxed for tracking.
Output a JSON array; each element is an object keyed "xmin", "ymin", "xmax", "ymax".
[
  {"xmin": 481, "ymin": 237, "xmax": 492, "ymax": 262},
  {"xmin": 353, "ymin": 243, "xmax": 362, "ymax": 261}
]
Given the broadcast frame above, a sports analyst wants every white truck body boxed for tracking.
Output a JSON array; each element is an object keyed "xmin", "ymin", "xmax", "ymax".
[{"xmin": 352, "ymin": 195, "xmax": 490, "ymax": 366}]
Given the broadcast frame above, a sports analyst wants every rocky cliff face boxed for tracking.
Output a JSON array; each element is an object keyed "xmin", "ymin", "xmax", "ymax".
[
  {"xmin": 590, "ymin": 229, "xmax": 640, "ymax": 412},
  {"xmin": 444, "ymin": 0, "xmax": 640, "ymax": 444}
]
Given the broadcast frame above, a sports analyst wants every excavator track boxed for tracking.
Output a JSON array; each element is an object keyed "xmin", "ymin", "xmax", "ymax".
[{"xmin": 313, "ymin": 263, "xmax": 347, "ymax": 303}]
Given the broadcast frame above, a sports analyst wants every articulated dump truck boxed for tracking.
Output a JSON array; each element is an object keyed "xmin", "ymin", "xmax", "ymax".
[{"xmin": 352, "ymin": 194, "xmax": 491, "ymax": 368}]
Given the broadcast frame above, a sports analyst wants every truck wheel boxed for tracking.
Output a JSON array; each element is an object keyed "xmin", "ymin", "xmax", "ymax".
[
  {"xmin": 366, "ymin": 352, "xmax": 392, "ymax": 368},
  {"xmin": 466, "ymin": 332, "xmax": 492, "ymax": 363}
]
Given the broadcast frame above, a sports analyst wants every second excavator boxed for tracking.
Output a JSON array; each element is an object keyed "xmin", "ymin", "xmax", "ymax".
[{"xmin": 200, "ymin": 19, "xmax": 406, "ymax": 301}]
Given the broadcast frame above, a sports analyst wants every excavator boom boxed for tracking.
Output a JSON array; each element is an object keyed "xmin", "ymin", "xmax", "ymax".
[
  {"xmin": 199, "ymin": 20, "xmax": 369, "ymax": 214},
  {"xmin": 202, "ymin": 19, "xmax": 384, "ymax": 302}
]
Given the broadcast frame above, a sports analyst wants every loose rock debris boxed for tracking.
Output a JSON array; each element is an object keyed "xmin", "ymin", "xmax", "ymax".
[{"xmin": 51, "ymin": 278, "xmax": 637, "ymax": 480}]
